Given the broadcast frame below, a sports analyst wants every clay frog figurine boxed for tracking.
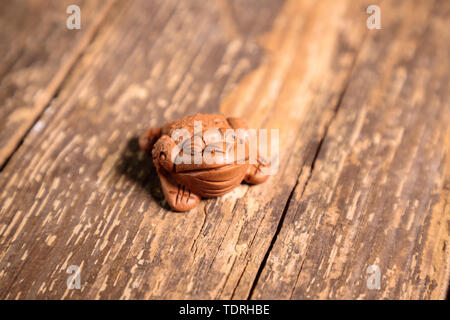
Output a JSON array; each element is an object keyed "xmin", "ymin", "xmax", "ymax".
[{"xmin": 139, "ymin": 114, "xmax": 270, "ymax": 211}]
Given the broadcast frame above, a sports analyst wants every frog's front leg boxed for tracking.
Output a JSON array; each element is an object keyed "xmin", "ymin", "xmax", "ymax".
[
  {"xmin": 152, "ymin": 135, "xmax": 200, "ymax": 211},
  {"xmin": 157, "ymin": 170, "xmax": 201, "ymax": 211}
]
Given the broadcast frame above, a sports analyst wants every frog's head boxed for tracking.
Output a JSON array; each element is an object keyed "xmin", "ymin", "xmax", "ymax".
[
  {"xmin": 174, "ymin": 128, "xmax": 248, "ymax": 173},
  {"xmin": 152, "ymin": 128, "xmax": 248, "ymax": 174}
]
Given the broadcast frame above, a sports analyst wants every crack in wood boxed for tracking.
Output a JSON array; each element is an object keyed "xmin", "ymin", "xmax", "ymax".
[
  {"xmin": 247, "ymin": 172, "xmax": 300, "ymax": 299},
  {"xmin": 246, "ymin": 31, "xmax": 367, "ymax": 299}
]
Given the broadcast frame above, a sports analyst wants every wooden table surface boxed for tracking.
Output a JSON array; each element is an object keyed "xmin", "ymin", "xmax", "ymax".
[{"xmin": 0, "ymin": 0, "xmax": 448, "ymax": 300}]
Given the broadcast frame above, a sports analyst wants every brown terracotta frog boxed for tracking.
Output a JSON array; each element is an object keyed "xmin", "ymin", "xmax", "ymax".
[{"xmin": 139, "ymin": 114, "xmax": 270, "ymax": 211}]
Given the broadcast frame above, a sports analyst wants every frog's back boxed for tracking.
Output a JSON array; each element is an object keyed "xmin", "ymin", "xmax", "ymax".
[
  {"xmin": 162, "ymin": 114, "xmax": 248, "ymax": 197},
  {"xmin": 162, "ymin": 114, "xmax": 230, "ymax": 137}
]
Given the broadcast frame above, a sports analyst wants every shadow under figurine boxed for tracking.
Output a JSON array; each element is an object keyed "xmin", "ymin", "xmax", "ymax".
[{"xmin": 139, "ymin": 114, "xmax": 270, "ymax": 212}]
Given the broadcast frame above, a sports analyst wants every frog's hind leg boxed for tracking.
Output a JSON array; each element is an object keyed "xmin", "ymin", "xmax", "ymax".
[
  {"xmin": 226, "ymin": 117, "xmax": 271, "ymax": 185},
  {"xmin": 157, "ymin": 170, "xmax": 200, "ymax": 212},
  {"xmin": 245, "ymin": 156, "xmax": 271, "ymax": 184},
  {"xmin": 139, "ymin": 127, "xmax": 162, "ymax": 154}
]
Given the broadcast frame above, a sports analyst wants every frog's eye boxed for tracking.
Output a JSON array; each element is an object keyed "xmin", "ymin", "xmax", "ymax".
[
  {"xmin": 204, "ymin": 143, "xmax": 225, "ymax": 154},
  {"xmin": 203, "ymin": 128, "xmax": 223, "ymax": 145}
]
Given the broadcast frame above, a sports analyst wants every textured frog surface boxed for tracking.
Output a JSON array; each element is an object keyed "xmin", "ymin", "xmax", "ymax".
[{"xmin": 139, "ymin": 114, "xmax": 270, "ymax": 211}]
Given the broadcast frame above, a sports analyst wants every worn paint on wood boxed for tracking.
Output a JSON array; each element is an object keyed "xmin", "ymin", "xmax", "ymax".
[
  {"xmin": 0, "ymin": 0, "xmax": 448, "ymax": 299},
  {"xmin": 0, "ymin": 0, "xmax": 116, "ymax": 167}
]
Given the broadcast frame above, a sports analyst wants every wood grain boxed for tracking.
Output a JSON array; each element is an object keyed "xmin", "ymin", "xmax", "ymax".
[
  {"xmin": 0, "ymin": 0, "xmax": 448, "ymax": 299},
  {"xmin": 0, "ymin": 0, "xmax": 115, "ymax": 168},
  {"xmin": 251, "ymin": 0, "xmax": 450, "ymax": 299}
]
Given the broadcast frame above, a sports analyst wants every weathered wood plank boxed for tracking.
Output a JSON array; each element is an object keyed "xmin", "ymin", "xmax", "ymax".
[
  {"xmin": 0, "ymin": 0, "xmax": 448, "ymax": 300},
  {"xmin": 251, "ymin": 0, "xmax": 450, "ymax": 299},
  {"xmin": 0, "ymin": 0, "xmax": 371, "ymax": 299},
  {"xmin": 0, "ymin": 0, "xmax": 116, "ymax": 168}
]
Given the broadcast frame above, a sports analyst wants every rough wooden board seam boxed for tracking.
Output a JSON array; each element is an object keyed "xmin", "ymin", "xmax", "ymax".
[
  {"xmin": 246, "ymin": 168, "xmax": 301, "ymax": 299},
  {"xmin": 0, "ymin": 0, "xmax": 117, "ymax": 171},
  {"xmin": 247, "ymin": 29, "xmax": 369, "ymax": 300},
  {"xmin": 249, "ymin": 0, "xmax": 450, "ymax": 299},
  {"xmin": 443, "ymin": 196, "xmax": 450, "ymax": 299}
]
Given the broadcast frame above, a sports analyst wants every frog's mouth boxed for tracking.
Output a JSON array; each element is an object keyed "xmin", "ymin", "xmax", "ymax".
[
  {"xmin": 172, "ymin": 162, "xmax": 249, "ymax": 198},
  {"xmin": 173, "ymin": 135, "xmax": 249, "ymax": 173},
  {"xmin": 174, "ymin": 158, "xmax": 248, "ymax": 174}
]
